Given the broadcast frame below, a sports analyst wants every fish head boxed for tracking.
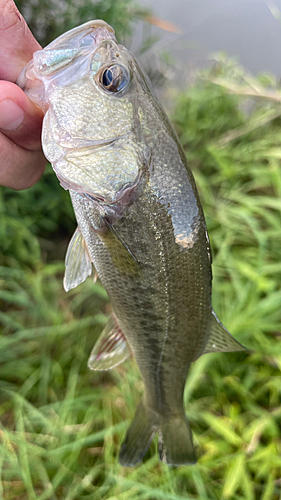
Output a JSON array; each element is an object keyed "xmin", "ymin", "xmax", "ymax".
[{"xmin": 18, "ymin": 21, "xmax": 156, "ymax": 203}]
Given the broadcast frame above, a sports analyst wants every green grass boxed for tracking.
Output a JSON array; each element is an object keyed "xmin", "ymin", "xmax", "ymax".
[{"xmin": 1, "ymin": 58, "xmax": 281, "ymax": 498}]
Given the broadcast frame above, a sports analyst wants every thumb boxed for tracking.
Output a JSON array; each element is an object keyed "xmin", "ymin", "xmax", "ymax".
[
  {"xmin": 0, "ymin": 81, "xmax": 43, "ymax": 151},
  {"xmin": 0, "ymin": 0, "xmax": 41, "ymax": 82}
]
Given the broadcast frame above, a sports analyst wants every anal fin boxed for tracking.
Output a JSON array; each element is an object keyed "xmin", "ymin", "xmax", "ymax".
[
  {"xmin": 202, "ymin": 311, "xmax": 248, "ymax": 355},
  {"xmin": 88, "ymin": 313, "xmax": 131, "ymax": 370}
]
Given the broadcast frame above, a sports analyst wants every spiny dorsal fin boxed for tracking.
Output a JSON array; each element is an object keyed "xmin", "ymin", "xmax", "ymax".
[
  {"xmin": 202, "ymin": 311, "xmax": 247, "ymax": 355},
  {"xmin": 88, "ymin": 314, "xmax": 131, "ymax": 370},
  {"xmin": 63, "ymin": 227, "xmax": 93, "ymax": 292}
]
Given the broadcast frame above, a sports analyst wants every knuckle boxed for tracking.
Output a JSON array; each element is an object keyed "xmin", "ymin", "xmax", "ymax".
[
  {"xmin": 0, "ymin": 132, "xmax": 46, "ymax": 189},
  {"xmin": 0, "ymin": 0, "xmax": 22, "ymax": 32}
]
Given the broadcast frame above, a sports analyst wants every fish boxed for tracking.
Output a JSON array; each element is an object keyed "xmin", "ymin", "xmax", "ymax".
[{"xmin": 17, "ymin": 20, "xmax": 247, "ymax": 467}]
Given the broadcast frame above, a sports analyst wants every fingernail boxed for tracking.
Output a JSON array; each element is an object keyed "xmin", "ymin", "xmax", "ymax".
[{"xmin": 0, "ymin": 100, "xmax": 24, "ymax": 131}]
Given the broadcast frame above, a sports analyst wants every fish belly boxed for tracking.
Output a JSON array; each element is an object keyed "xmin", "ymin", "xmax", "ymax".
[{"xmin": 71, "ymin": 179, "xmax": 212, "ymax": 418}]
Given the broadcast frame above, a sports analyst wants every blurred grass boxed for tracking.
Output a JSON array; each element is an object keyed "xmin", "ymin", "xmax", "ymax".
[
  {"xmin": 15, "ymin": 0, "xmax": 150, "ymax": 46},
  {"xmin": 1, "ymin": 13, "xmax": 281, "ymax": 499}
]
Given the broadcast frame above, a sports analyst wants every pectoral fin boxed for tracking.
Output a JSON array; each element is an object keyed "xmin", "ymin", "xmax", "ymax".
[
  {"xmin": 202, "ymin": 311, "xmax": 248, "ymax": 355},
  {"xmin": 63, "ymin": 227, "xmax": 93, "ymax": 291},
  {"xmin": 99, "ymin": 219, "xmax": 141, "ymax": 276},
  {"xmin": 88, "ymin": 314, "xmax": 131, "ymax": 370}
]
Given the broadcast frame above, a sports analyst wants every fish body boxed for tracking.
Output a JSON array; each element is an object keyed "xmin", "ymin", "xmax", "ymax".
[{"xmin": 18, "ymin": 21, "xmax": 245, "ymax": 466}]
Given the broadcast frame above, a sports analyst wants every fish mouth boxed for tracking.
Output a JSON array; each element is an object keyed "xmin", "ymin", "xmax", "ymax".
[
  {"xmin": 17, "ymin": 20, "xmax": 117, "ymax": 108},
  {"xmin": 46, "ymin": 20, "xmax": 116, "ymax": 51}
]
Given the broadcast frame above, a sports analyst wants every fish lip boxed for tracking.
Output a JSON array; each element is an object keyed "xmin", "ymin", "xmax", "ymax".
[
  {"xmin": 45, "ymin": 20, "xmax": 116, "ymax": 51},
  {"xmin": 17, "ymin": 20, "xmax": 117, "ymax": 105}
]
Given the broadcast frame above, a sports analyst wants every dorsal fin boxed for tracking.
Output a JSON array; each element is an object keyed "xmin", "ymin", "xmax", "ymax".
[
  {"xmin": 63, "ymin": 227, "xmax": 93, "ymax": 292},
  {"xmin": 88, "ymin": 314, "xmax": 131, "ymax": 370},
  {"xmin": 202, "ymin": 311, "xmax": 247, "ymax": 355}
]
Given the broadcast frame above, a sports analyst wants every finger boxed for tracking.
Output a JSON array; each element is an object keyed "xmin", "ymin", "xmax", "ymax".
[
  {"xmin": 0, "ymin": 81, "xmax": 43, "ymax": 150},
  {"xmin": 0, "ymin": 0, "xmax": 41, "ymax": 82},
  {"xmin": 0, "ymin": 132, "xmax": 46, "ymax": 190}
]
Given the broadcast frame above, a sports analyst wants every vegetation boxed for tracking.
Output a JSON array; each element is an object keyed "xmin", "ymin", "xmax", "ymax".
[
  {"xmin": 1, "ymin": 3, "xmax": 281, "ymax": 498},
  {"xmin": 15, "ymin": 0, "xmax": 148, "ymax": 46}
]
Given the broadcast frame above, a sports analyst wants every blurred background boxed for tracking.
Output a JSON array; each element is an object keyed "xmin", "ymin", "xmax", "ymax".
[
  {"xmin": 133, "ymin": 0, "xmax": 281, "ymax": 75},
  {"xmin": 1, "ymin": 0, "xmax": 281, "ymax": 498}
]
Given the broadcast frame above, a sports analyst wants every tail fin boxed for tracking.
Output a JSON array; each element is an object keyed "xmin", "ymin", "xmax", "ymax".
[
  {"xmin": 119, "ymin": 400, "xmax": 196, "ymax": 467},
  {"xmin": 119, "ymin": 401, "xmax": 157, "ymax": 466},
  {"xmin": 159, "ymin": 416, "xmax": 196, "ymax": 466}
]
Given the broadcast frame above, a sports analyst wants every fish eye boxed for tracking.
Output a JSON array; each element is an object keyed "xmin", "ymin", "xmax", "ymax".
[
  {"xmin": 100, "ymin": 64, "xmax": 130, "ymax": 93},
  {"xmin": 102, "ymin": 69, "xmax": 113, "ymax": 87}
]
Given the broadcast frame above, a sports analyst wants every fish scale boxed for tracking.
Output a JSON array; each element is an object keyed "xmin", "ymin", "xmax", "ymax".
[
  {"xmin": 71, "ymin": 181, "xmax": 212, "ymax": 415},
  {"xmin": 18, "ymin": 19, "xmax": 247, "ymax": 466}
]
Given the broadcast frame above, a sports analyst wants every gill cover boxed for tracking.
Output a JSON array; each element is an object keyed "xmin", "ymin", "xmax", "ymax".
[{"xmin": 17, "ymin": 20, "xmax": 146, "ymax": 203}]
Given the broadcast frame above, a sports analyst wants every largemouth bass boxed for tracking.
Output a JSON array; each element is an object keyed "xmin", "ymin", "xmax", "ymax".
[{"xmin": 18, "ymin": 20, "xmax": 246, "ymax": 466}]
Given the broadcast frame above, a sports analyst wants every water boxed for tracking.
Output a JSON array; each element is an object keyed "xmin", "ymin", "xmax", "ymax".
[{"xmin": 133, "ymin": 0, "xmax": 281, "ymax": 78}]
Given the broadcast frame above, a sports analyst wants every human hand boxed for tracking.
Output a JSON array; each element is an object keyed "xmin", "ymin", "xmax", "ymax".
[{"xmin": 0, "ymin": 0, "xmax": 46, "ymax": 190}]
